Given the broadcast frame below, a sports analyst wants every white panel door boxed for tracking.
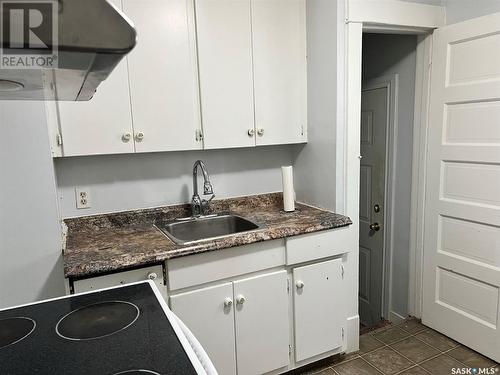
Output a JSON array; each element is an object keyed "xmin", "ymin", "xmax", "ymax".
[
  {"xmin": 293, "ymin": 258, "xmax": 344, "ymax": 362},
  {"xmin": 251, "ymin": 0, "xmax": 307, "ymax": 146},
  {"xmin": 422, "ymin": 12, "xmax": 500, "ymax": 362},
  {"xmin": 169, "ymin": 282, "xmax": 237, "ymax": 375},
  {"xmin": 233, "ymin": 270, "xmax": 289, "ymax": 375},
  {"xmin": 123, "ymin": 0, "xmax": 202, "ymax": 152},
  {"xmin": 359, "ymin": 87, "xmax": 387, "ymax": 327},
  {"xmin": 57, "ymin": 0, "xmax": 134, "ymax": 156},
  {"xmin": 195, "ymin": 0, "xmax": 256, "ymax": 149}
]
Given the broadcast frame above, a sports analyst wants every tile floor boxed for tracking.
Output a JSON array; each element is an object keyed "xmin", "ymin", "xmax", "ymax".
[{"xmin": 297, "ymin": 318, "xmax": 499, "ymax": 375}]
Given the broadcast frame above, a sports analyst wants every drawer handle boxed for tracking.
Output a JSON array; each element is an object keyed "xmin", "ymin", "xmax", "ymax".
[
  {"xmin": 147, "ymin": 272, "xmax": 158, "ymax": 280},
  {"xmin": 296, "ymin": 280, "xmax": 304, "ymax": 289},
  {"xmin": 224, "ymin": 298, "xmax": 233, "ymax": 307},
  {"xmin": 236, "ymin": 295, "xmax": 246, "ymax": 305}
]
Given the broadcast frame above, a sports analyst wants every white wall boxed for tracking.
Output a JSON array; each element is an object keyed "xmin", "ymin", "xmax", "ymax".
[
  {"xmin": 293, "ymin": 0, "xmax": 340, "ymax": 212},
  {"xmin": 362, "ymin": 33, "xmax": 417, "ymax": 319},
  {"xmin": 0, "ymin": 102, "xmax": 65, "ymax": 308},
  {"xmin": 442, "ymin": 0, "xmax": 500, "ymax": 24},
  {"xmin": 55, "ymin": 146, "xmax": 294, "ymax": 218}
]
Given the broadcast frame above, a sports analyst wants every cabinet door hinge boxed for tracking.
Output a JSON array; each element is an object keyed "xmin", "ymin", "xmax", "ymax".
[
  {"xmin": 289, "ymin": 345, "xmax": 292, "ymax": 356},
  {"xmin": 300, "ymin": 125, "xmax": 304, "ymax": 136},
  {"xmin": 342, "ymin": 327, "xmax": 345, "ymax": 341},
  {"xmin": 56, "ymin": 133, "xmax": 63, "ymax": 146},
  {"xmin": 341, "ymin": 264, "xmax": 345, "ymax": 279},
  {"xmin": 195, "ymin": 129, "xmax": 204, "ymax": 142},
  {"xmin": 287, "ymin": 278, "xmax": 290, "ymax": 293}
]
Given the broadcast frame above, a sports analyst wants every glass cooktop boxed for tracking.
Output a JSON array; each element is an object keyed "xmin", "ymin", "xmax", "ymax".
[{"xmin": 0, "ymin": 283, "xmax": 197, "ymax": 375}]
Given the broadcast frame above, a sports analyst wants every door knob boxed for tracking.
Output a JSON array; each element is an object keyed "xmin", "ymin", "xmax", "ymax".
[
  {"xmin": 121, "ymin": 132, "xmax": 131, "ymax": 142},
  {"xmin": 147, "ymin": 272, "xmax": 158, "ymax": 280},
  {"xmin": 257, "ymin": 128, "xmax": 264, "ymax": 136},
  {"xmin": 224, "ymin": 298, "xmax": 233, "ymax": 307},
  {"xmin": 370, "ymin": 223, "xmax": 381, "ymax": 231},
  {"xmin": 236, "ymin": 295, "xmax": 246, "ymax": 305},
  {"xmin": 248, "ymin": 129, "xmax": 255, "ymax": 137},
  {"xmin": 296, "ymin": 280, "xmax": 304, "ymax": 289},
  {"xmin": 135, "ymin": 132, "xmax": 144, "ymax": 142}
]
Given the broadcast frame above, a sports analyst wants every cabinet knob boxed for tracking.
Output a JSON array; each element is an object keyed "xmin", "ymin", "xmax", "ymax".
[
  {"xmin": 257, "ymin": 128, "xmax": 264, "ymax": 136},
  {"xmin": 236, "ymin": 295, "xmax": 246, "ymax": 305},
  {"xmin": 296, "ymin": 280, "xmax": 304, "ymax": 289},
  {"xmin": 147, "ymin": 272, "xmax": 158, "ymax": 280},
  {"xmin": 247, "ymin": 128, "xmax": 255, "ymax": 137},
  {"xmin": 135, "ymin": 132, "xmax": 144, "ymax": 142},
  {"xmin": 121, "ymin": 132, "xmax": 131, "ymax": 142},
  {"xmin": 224, "ymin": 298, "xmax": 233, "ymax": 307}
]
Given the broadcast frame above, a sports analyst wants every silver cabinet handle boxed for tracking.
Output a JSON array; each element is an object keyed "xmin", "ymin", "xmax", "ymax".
[
  {"xmin": 121, "ymin": 132, "xmax": 131, "ymax": 142},
  {"xmin": 135, "ymin": 132, "xmax": 144, "ymax": 142},
  {"xmin": 257, "ymin": 128, "xmax": 264, "ymax": 136},
  {"xmin": 147, "ymin": 272, "xmax": 158, "ymax": 280},
  {"xmin": 296, "ymin": 280, "xmax": 304, "ymax": 289},
  {"xmin": 224, "ymin": 298, "xmax": 233, "ymax": 307},
  {"xmin": 236, "ymin": 295, "xmax": 246, "ymax": 305},
  {"xmin": 248, "ymin": 128, "xmax": 255, "ymax": 137}
]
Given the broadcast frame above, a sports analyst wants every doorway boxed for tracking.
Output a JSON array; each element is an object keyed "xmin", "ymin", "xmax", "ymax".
[{"xmin": 358, "ymin": 33, "xmax": 418, "ymax": 330}]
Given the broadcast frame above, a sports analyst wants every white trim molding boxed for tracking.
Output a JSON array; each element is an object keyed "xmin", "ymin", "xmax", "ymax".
[
  {"xmin": 408, "ymin": 33, "xmax": 433, "ymax": 319},
  {"xmin": 348, "ymin": 0, "xmax": 445, "ymax": 29}
]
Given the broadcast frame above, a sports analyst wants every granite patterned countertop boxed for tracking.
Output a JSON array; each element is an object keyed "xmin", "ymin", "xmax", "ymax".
[{"xmin": 63, "ymin": 193, "xmax": 352, "ymax": 278}]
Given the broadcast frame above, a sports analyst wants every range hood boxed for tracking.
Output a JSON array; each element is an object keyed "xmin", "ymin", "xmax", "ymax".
[{"xmin": 0, "ymin": 0, "xmax": 136, "ymax": 101}]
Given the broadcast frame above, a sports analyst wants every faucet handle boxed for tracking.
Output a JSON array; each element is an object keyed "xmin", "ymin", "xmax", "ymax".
[{"xmin": 203, "ymin": 181, "xmax": 214, "ymax": 195}]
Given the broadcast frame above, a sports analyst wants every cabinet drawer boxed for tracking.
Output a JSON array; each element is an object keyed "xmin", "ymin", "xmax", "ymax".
[
  {"xmin": 167, "ymin": 240, "xmax": 285, "ymax": 291},
  {"xmin": 286, "ymin": 226, "xmax": 353, "ymax": 265},
  {"xmin": 72, "ymin": 265, "xmax": 166, "ymax": 298}
]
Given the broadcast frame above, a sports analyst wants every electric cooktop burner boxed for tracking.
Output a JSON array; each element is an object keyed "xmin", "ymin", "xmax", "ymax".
[
  {"xmin": 0, "ymin": 317, "xmax": 36, "ymax": 349},
  {"xmin": 113, "ymin": 371, "xmax": 161, "ymax": 375},
  {"xmin": 56, "ymin": 301, "xmax": 140, "ymax": 340}
]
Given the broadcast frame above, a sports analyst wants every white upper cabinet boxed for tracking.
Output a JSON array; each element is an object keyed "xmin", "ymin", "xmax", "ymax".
[
  {"xmin": 54, "ymin": 0, "xmax": 134, "ymax": 157},
  {"xmin": 49, "ymin": 0, "xmax": 308, "ymax": 156},
  {"xmin": 252, "ymin": 0, "xmax": 307, "ymax": 146},
  {"xmin": 123, "ymin": 0, "xmax": 202, "ymax": 152},
  {"xmin": 195, "ymin": 0, "xmax": 256, "ymax": 149}
]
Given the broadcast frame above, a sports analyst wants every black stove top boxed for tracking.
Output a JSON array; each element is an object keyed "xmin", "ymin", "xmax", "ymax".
[{"xmin": 0, "ymin": 283, "xmax": 198, "ymax": 375}]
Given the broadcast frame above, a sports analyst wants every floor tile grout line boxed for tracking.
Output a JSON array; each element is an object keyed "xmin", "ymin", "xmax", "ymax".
[{"xmin": 357, "ymin": 356, "xmax": 387, "ymax": 375}]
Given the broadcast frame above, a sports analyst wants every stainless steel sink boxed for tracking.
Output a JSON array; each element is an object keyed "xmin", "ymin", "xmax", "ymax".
[{"xmin": 154, "ymin": 214, "xmax": 262, "ymax": 245}]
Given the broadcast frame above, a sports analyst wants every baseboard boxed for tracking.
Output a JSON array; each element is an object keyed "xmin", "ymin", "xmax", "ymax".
[
  {"xmin": 389, "ymin": 310, "xmax": 406, "ymax": 324},
  {"xmin": 346, "ymin": 315, "xmax": 360, "ymax": 353}
]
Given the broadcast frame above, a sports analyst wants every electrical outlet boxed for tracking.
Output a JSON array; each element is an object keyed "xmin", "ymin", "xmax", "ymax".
[{"xmin": 75, "ymin": 187, "xmax": 91, "ymax": 209}]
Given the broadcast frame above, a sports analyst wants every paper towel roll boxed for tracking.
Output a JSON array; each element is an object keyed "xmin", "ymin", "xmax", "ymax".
[{"xmin": 281, "ymin": 166, "xmax": 295, "ymax": 212}]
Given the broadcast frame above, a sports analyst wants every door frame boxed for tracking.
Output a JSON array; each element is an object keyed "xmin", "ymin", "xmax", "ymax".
[
  {"xmin": 361, "ymin": 76, "xmax": 398, "ymax": 321},
  {"xmin": 344, "ymin": 0, "xmax": 444, "ymax": 320}
]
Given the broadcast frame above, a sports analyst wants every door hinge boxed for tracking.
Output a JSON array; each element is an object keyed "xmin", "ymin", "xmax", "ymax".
[
  {"xmin": 300, "ymin": 125, "xmax": 304, "ymax": 136},
  {"xmin": 341, "ymin": 264, "xmax": 345, "ymax": 279},
  {"xmin": 56, "ymin": 133, "xmax": 63, "ymax": 146},
  {"xmin": 342, "ymin": 327, "xmax": 345, "ymax": 341},
  {"xmin": 288, "ymin": 345, "xmax": 292, "ymax": 356},
  {"xmin": 287, "ymin": 278, "xmax": 290, "ymax": 293},
  {"xmin": 195, "ymin": 129, "xmax": 204, "ymax": 142}
]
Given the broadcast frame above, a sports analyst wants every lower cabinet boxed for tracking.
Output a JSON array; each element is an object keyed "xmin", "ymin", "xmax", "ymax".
[
  {"xmin": 170, "ymin": 270, "xmax": 289, "ymax": 375},
  {"xmin": 293, "ymin": 258, "xmax": 344, "ymax": 362}
]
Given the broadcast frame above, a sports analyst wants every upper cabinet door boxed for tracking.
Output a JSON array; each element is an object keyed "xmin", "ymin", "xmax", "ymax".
[
  {"xmin": 56, "ymin": 0, "xmax": 134, "ymax": 157},
  {"xmin": 233, "ymin": 270, "xmax": 289, "ymax": 375},
  {"xmin": 123, "ymin": 0, "xmax": 202, "ymax": 152},
  {"xmin": 252, "ymin": 0, "xmax": 307, "ymax": 146},
  {"xmin": 196, "ymin": 0, "xmax": 256, "ymax": 149}
]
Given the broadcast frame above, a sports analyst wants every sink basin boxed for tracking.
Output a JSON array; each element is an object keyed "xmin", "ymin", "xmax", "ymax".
[{"xmin": 155, "ymin": 214, "xmax": 262, "ymax": 245}]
